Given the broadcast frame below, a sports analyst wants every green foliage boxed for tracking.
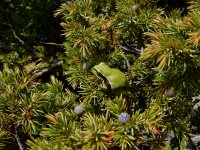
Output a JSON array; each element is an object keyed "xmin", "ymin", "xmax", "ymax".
[
  {"xmin": 0, "ymin": 60, "xmax": 77, "ymax": 147},
  {"xmin": 142, "ymin": 4, "xmax": 200, "ymax": 96},
  {"xmin": 1, "ymin": 0, "xmax": 200, "ymax": 150},
  {"xmin": 0, "ymin": 0, "xmax": 62, "ymax": 49}
]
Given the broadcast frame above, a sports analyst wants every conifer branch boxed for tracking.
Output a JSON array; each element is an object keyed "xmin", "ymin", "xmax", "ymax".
[
  {"xmin": 190, "ymin": 134, "xmax": 200, "ymax": 146},
  {"xmin": 44, "ymin": 42, "xmax": 64, "ymax": 47},
  {"xmin": 191, "ymin": 95, "xmax": 200, "ymax": 116},
  {"xmin": 191, "ymin": 101, "xmax": 200, "ymax": 116},
  {"xmin": 35, "ymin": 61, "xmax": 63, "ymax": 76},
  {"xmin": 120, "ymin": 51, "xmax": 130, "ymax": 69},
  {"xmin": 14, "ymin": 124, "xmax": 24, "ymax": 150},
  {"xmin": 185, "ymin": 134, "xmax": 200, "ymax": 149},
  {"xmin": 119, "ymin": 45, "xmax": 143, "ymax": 55},
  {"xmin": 1, "ymin": 22, "xmax": 25, "ymax": 45}
]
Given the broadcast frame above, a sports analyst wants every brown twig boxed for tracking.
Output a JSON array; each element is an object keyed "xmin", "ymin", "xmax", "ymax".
[
  {"xmin": 1, "ymin": 22, "xmax": 25, "ymax": 45},
  {"xmin": 14, "ymin": 124, "xmax": 24, "ymax": 150}
]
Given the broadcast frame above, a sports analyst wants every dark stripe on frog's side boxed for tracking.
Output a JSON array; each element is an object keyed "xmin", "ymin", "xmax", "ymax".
[{"xmin": 94, "ymin": 69, "xmax": 112, "ymax": 91}]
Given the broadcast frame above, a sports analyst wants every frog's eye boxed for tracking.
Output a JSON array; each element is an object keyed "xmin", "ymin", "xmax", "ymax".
[{"xmin": 96, "ymin": 70, "xmax": 111, "ymax": 90}]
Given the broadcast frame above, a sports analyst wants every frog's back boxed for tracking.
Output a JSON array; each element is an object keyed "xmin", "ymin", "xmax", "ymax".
[{"xmin": 108, "ymin": 68, "xmax": 127, "ymax": 90}]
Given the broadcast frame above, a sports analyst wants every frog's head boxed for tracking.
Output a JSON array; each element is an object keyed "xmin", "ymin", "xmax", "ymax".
[
  {"xmin": 91, "ymin": 62, "xmax": 109, "ymax": 77},
  {"xmin": 91, "ymin": 62, "xmax": 128, "ymax": 90}
]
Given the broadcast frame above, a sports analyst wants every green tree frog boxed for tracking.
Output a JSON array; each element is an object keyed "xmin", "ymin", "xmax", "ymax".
[{"xmin": 91, "ymin": 62, "xmax": 128, "ymax": 90}]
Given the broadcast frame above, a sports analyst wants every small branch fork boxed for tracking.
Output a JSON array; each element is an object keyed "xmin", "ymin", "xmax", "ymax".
[{"xmin": 1, "ymin": 22, "xmax": 25, "ymax": 45}]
